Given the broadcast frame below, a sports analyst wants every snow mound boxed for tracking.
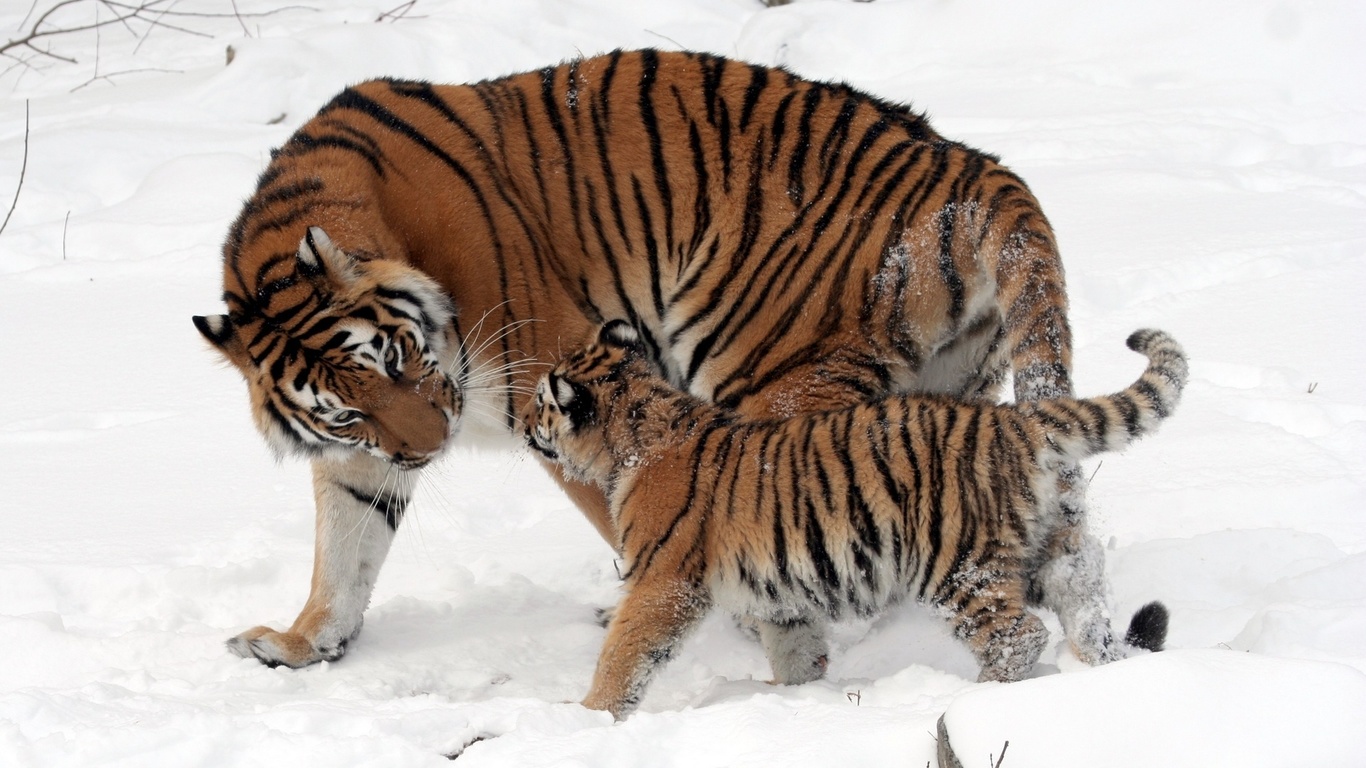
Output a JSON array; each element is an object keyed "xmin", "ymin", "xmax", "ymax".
[{"xmin": 939, "ymin": 649, "xmax": 1366, "ymax": 768}]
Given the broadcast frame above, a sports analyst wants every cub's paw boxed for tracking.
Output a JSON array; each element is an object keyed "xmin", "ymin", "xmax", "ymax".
[{"xmin": 226, "ymin": 625, "xmax": 350, "ymax": 669}]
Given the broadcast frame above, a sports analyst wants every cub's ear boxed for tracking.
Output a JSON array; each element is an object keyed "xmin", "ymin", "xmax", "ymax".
[
  {"xmin": 193, "ymin": 314, "xmax": 253, "ymax": 370},
  {"xmin": 296, "ymin": 226, "xmax": 358, "ymax": 285},
  {"xmin": 597, "ymin": 319, "xmax": 641, "ymax": 350}
]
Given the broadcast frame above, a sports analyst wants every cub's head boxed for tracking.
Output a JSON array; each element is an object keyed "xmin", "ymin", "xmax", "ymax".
[
  {"xmin": 194, "ymin": 226, "xmax": 461, "ymax": 469},
  {"xmin": 523, "ymin": 320, "xmax": 650, "ymax": 483}
]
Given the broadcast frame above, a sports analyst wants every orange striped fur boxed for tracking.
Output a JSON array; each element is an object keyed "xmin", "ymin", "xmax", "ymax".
[{"xmin": 527, "ymin": 323, "xmax": 1185, "ymax": 718}]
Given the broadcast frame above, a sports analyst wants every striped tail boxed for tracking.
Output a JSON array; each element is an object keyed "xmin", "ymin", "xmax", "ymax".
[{"xmin": 1028, "ymin": 329, "xmax": 1188, "ymax": 463}]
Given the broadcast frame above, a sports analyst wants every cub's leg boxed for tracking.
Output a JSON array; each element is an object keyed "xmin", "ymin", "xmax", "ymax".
[
  {"xmin": 755, "ymin": 615, "xmax": 829, "ymax": 685},
  {"xmin": 967, "ymin": 608, "xmax": 1049, "ymax": 683},
  {"xmin": 583, "ymin": 577, "xmax": 710, "ymax": 720},
  {"xmin": 227, "ymin": 453, "xmax": 413, "ymax": 668},
  {"xmin": 942, "ymin": 573, "xmax": 1048, "ymax": 683}
]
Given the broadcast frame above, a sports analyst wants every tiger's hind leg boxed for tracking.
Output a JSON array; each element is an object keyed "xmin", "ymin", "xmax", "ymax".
[
  {"xmin": 583, "ymin": 577, "xmax": 711, "ymax": 719},
  {"xmin": 941, "ymin": 570, "xmax": 1048, "ymax": 683},
  {"xmin": 754, "ymin": 615, "xmax": 829, "ymax": 685},
  {"xmin": 227, "ymin": 453, "xmax": 412, "ymax": 668},
  {"xmin": 968, "ymin": 609, "xmax": 1049, "ymax": 683},
  {"xmin": 1032, "ymin": 513, "xmax": 1171, "ymax": 664},
  {"xmin": 1032, "ymin": 511, "xmax": 1126, "ymax": 665}
]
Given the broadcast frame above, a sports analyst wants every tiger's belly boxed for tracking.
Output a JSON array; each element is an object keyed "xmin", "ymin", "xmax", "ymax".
[{"xmin": 707, "ymin": 540, "xmax": 914, "ymax": 624}]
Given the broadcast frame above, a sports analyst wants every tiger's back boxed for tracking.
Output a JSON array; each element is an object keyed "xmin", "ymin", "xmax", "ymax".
[{"xmin": 222, "ymin": 49, "xmax": 1067, "ymax": 422}]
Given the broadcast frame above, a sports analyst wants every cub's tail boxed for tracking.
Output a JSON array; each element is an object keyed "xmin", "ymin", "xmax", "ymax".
[
  {"xmin": 1029, "ymin": 329, "xmax": 1188, "ymax": 464},
  {"xmin": 1124, "ymin": 600, "xmax": 1170, "ymax": 653}
]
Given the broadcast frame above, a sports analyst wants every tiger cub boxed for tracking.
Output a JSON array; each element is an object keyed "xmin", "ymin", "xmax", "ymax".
[{"xmin": 524, "ymin": 321, "xmax": 1185, "ymax": 718}]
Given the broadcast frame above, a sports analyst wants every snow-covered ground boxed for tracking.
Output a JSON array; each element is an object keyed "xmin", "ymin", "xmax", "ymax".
[{"xmin": 2, "ymin": 1, "xmax": 1364, "ymax": 765}]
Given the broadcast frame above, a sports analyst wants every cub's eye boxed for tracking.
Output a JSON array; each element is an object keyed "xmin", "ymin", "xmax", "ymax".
[
  {"xmin": 331, "ymin": 409, "xmax": 365, "ymax": 426},
  {"xmin": 383, "ymin": 345, "xmax": 402, "ymax": 380}
]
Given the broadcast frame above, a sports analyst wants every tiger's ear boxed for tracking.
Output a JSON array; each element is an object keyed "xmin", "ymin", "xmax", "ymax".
[
  {"xmin": 193, "ymin": 314, "xmax": 254, "ymax": 370},
  {"xmin": 296, "ymin": 226, "xmax": 358, "ymax": 285},
  {"xmin": 598, "ymin": 319, "xmax": 641, "ymax": 350}
]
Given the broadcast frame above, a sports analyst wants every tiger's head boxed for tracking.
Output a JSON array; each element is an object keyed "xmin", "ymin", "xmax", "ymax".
[
  {"xmin": 194, "ymin": 226, "xmax": 462, "ymax": 469},
  {"xmin": 523, "ymin": 320, "xmax": 653, "ymax": 484}
]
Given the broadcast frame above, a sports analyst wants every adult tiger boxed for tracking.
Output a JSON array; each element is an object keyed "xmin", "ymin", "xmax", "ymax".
[{"xmin": 194, "ymin": 49, "xmax": 1084, "ymax": 672}]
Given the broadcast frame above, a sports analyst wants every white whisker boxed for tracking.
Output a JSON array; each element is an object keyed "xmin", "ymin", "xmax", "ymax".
[
  {"xmin": 459, "ymin": 318, "xmax": 542, "ymax": 368},
  {"xmin": 346, "ymin": 463, "xmax": 396, "ymax": 562},
  {"xmin": 464, "ymin": 357, "xmax": 549, "ymax": 380}
]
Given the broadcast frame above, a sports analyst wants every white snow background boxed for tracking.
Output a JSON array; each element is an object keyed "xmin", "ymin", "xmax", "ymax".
[{"xmin": 1, "ymin": 0, "xmax": 1364, "ymax": 765}]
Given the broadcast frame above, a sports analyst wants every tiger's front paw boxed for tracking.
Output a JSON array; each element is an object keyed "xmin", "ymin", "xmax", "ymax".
[{"xmin": 226, "ymin": 625, "xmax": 351, "ymax": 669}]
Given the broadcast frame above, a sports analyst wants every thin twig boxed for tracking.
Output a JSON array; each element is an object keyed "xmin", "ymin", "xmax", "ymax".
[
  {"xmin": 20, "ymin": 0, "xmax": 46, "ymax": 31},
  {"xmin": 1088, "ymin": 460, "xmax": 1103, "ymax": 483},
  {"xmin": 991, "ymin": 740, "xmax": 1010, "ymax": 768},
  {"xmin": 0, "ymin": 100, "xmax": 30, "ymax": 238},
  {"xmin": 228, "ymin": 0, "xmax": 250, "ymax": 36},
  {"xmin": 643, "ymin": 28, "xmax": 686, "ymax": 50},
  {"xmin": 62, "ymin": 210, "xmax": 70, "ymax": 259},
  {"xmin": 2, "ymin": 1, "xmax": 317, "ymax": 63},
  {"xmin": 70, "ymin": 65, "xmax": 182, "ymax": 91},
  {"xmin": 376, "ymin": 0, "xmax": 421, "ymax": 23}
]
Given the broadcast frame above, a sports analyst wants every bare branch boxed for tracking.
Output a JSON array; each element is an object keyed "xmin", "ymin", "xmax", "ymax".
[
  {"xmin": 1, "ymin": 0, "xmax": 135, "ymax": 62},
  {"xmin": 377, "ymin": 1, "xmax": 421, "ymax": 23},
  {"xmin": 0, "ymin": 100, "xmax": 31, "ymax": 238},
  {"xmin": 228, "ymin": 0, "xmax": 251, "ymax": 37},
  {"xmin": 3, "ymin": 1, "xmax": 319, "ymax": 64},
  {"xmin": 70, "ymin": 65, "xmax": 183, "ymax": 91}
]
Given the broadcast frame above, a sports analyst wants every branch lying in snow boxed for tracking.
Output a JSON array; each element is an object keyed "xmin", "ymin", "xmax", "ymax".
[
  {"xmin": 0, "ymin": 100, "xmax": 29, "ymax": 239},
  {"xmin": 992, "ymin": 740, "xmax": 1010, "ymax": 768},
  {"xmin": 1, "ymin": 1, "xmax": 316, "ymax": 77},
  {"xmin": 376, "ymin": 1, "xmax": 425, "ymax": 23}
]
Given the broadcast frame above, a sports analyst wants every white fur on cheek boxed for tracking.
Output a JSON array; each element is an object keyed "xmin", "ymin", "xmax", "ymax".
[{"xmin": 555, "ymin": 378, "xmax": 575, "ymax": 408}]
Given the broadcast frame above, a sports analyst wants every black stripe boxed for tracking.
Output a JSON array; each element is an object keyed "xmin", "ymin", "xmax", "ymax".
[
  {"xmin": 638, "ymin": 49, "xmax": 677, "ymax": 276},
  {"xmin": 1133, "ymin": 378, "xmax": 1169, "ymax": 418},
  {"xmin": 786, "ymin": 85, "xmax": 823, "ymax": 206},
  {"xmin": 767, "ymin": 91, "xmax": 796, "ymax": 170},
  {"xmin": 278, "ymin": 132, "xmax": 385, "ymax": 179},
  {"xmin": 739, "ymin": 63, "xmax": 768, "ymax": 131},
  {"xmin": 338, "ymin": 482, "xmax": 409, "ymax": 531},
  {"xmin": 916, "ymin": 403, "xmax": 948, "ymax": 600}
]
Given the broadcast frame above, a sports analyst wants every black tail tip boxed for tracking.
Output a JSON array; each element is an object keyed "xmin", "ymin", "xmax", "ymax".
[
  {"xmin": 1124, "ymin": 601, "xmax": 1169, "ymax": 652},
  {"xmin": 1126, "ymin": 329, "xmax": 1158, "ymax": 353}
]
